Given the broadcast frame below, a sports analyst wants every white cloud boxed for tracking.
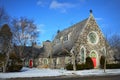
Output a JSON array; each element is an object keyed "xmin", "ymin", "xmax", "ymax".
[
  {"xmin": 95, "ymin": 18, "xmax": 103, "ymax": 21},
  {"xmin": 49, "ymin": 0, "xmax": 75, "ymax": 13},
  {"xmin": 37, "ymin": 24, "xmax": 46, "ymax": 34},
  {"xmin": 37, "ymin": 0, "xmax": 47, "ymax": 7},
  {"xmin": 36, "ymin": 0, "xmax": 85, "ymax": 13}
]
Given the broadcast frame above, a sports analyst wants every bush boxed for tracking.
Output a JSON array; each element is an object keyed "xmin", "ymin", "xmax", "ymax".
[
  {"xmin": 76, "ymin": 64, "xmax": 86, "ymax": 70},
  {"xmin": 85, "ymin": 57, "xmax": 94, "ymax": 69},
  {"xmin": 0, "ymin": 54, "xmax": 6, "ymax": 67},
  {"xmin": 7, "ymin": 64, "xmax": 23, "ymax": 72},
  {"xmin": 100, "ymin": 56, "xmax": 105, "ymax": 68},
  {"xmin": 66, "ymin": 57, "xmax": 94, "ymax": 70},
  {"xmin": 66, "ymin": 64, "xmax": 73, "ymax": 70},
  {"xmin": 106, "ymin": 64, "xmax": 120, "ymax": 69},
  {"xmin": 7, "ymin": 52, "xmax": 23, "ymax": 72}
]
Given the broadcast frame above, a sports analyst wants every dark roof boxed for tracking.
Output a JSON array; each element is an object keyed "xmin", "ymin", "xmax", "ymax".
[{"xmin": 53, "ymin": 18, "xmax": 88, "ymax": 56}]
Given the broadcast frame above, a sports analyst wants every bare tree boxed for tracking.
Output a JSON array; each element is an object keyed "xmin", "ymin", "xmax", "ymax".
[
  {"xmin": 108, "ymin": 34, "xmax": 120, "ymax": 62},
  {"xmin": 12, "ymin": 17, "xmax": 38, "ymax": 58},
  {"xmin": 61, "ymin": 39, "xmax": 77, "ymax": 71},
  {"xmin": 104, "ymin": 37, "xmax": 107, "ymax": 73},
  {"xmin": 103, "ymin": 33, "xmax": 114, "ymax": 73},
  {"xmin": 0, "ymin": 24, "xmax": 12, "ymax": 72}
]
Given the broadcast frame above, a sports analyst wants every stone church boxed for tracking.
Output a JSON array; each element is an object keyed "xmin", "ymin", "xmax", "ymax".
[{"xmin": 32, "ymin": 11, "xmax": 114, "ymax": 69}]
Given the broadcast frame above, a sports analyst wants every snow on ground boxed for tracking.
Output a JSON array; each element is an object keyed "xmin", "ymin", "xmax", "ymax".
[{"xmin": 0, "ymin": 67, "xmax": 120, "ymax": 78}]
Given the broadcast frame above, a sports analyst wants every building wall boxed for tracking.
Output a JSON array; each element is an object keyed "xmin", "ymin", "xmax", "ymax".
[
  {"xmin": 75, "ymin": 16, "xmax": 113, "ymax": 68},
  {"xmin": 37, "ymin": 57, "xmax": 71, "ymax": 69},
  {"xmin": 37, "ymin": 14, "xmax": 114, "ymax": 69}
]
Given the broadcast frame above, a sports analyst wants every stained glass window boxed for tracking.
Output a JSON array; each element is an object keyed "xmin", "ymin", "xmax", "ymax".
[
  {"xmin": 89, "ymin": 32, "xmax": 97, "ymax": 43},
  {"xmin": 81, "ymin": 48, "xmax": 86, "ymax": 63},
  {"xmin": 88, "ymin": 32, "xmax": 98, "ymax": 43},
  {"xmin": 90, "ymin": 51, "xmax": 97, "ymax": 58}
]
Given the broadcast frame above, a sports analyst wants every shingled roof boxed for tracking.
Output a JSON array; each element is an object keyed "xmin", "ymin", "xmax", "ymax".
[{"xmin": 52, "ymin": 18, "xmax": 89, "ymax": 56}]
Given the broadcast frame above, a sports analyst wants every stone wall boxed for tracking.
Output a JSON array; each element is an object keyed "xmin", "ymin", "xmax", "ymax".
[{"xmin": 75, "ymin": 16, "xmax": 114, "ymax": 68}]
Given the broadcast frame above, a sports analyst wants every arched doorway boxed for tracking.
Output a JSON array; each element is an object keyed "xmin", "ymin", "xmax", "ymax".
[
  {"xmin": 90, "ymin": 50, "xmax": 98, "ymax": 68},
  {"xmin": 29, "ymin": 59, "xmax": 33, "ymax": 68}
]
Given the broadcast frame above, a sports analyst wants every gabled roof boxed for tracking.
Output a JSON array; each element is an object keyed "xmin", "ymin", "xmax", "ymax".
[
  {"xmin": 53, "ymin": 17, "xmax": 89, "ymax": 56},
  {"xmin": 55, "ymin": 18, "xmax": 88, "ymax": 39}
]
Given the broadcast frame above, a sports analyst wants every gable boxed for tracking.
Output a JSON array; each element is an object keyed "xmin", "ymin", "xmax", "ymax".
[{"xmin": 80, "ymin": 14, "xmax": 106, "ymax": 47}]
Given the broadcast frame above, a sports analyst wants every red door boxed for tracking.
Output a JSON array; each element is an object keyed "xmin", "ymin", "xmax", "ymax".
[
  {"xmin": 29, "ymin": 59, "xmax": 33, "ymax": 68},
  {"xmin": 90, "ymin": 51, "xmax": 97, "ymax": 68},
  {"xmin": 92, "ymin": 58, "xmax": 96, "ymax": 68}
]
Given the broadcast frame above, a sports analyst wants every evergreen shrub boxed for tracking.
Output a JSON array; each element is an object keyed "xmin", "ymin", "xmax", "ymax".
[
  {"xmin": 85, "ymin": 57, "xmax": 94, "ymax": 69},
  {"xmin": 7, "ymin": 52, "xmax": 23, "ymax": 72},
  {"xmin": 100, "ymin": 56, "xmax": 105, "ymax": 68},
  {"xmin": 66, "ymin": 57, "xmax": 94, "ymax": 70},
  {"xmin": 66, "ymin": 64, "xmax": 73, "ymax": 70}
]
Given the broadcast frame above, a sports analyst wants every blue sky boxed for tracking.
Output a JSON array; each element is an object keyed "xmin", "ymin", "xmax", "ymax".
[{"xmin": 0, "ymin": 0, "xmax": 120, "ymax": 44}]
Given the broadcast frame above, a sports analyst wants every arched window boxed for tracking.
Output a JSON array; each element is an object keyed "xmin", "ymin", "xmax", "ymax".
[
  {"xmin": 90, "ymin": 51, "xmax": 97, "ymax": 58},
  {"xmin": 57, "ymin": 58, "xmax": 60, "ymax": 64},
  {"xmin": 80, "ymin": 46, "xmax": 86, "ymax": 63},
  {"xmin": 102, "ymin": 47, "xmax": 106, "ymax": 56},
  {"xmin": 43, "ymin": 58, "xmax": 48, "ymax": 64}
]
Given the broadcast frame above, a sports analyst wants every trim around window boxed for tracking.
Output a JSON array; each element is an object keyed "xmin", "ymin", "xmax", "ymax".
[
  {"xmin": 87, "ymin": 31, "xmax": 99, "ymax": 45},
  {"xmin": 80, "ymin": 46, "xmax": 86, "ymax": 63}
]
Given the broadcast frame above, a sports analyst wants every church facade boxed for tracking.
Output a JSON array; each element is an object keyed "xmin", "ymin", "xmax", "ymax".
[{"xmin": 35, "ymin": 11, "xmax": 114, "ymax": 69}]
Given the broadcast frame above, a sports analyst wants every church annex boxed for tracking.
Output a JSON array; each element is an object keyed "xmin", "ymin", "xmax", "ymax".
[{"xmin": 28, "ymin": 11, "xmax": 114, "ymax": 69}]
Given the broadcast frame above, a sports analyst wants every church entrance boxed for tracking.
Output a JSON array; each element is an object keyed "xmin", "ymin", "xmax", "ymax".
[
  {"xmin": 29, "ymin": 59, "xmax": 33, "ymax": 68},
  {"xmin": 90, "ymin": 50, "xmax": 98, "ymax": 68}
]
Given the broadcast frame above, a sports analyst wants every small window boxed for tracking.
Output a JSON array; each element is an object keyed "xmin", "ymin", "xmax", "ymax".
[
  {"xmin": 68, "ymin": 33, "xmax": 71, "ymax": 40},
  {"xmin": 55, "ymin": 39, "xmax": 60, "ymax": 44},
  {"xmin": 63, "ymin": 35, "xmax": 68, "ymax": 41},
  {"xmin": 43, "ymin": 59, "xmax": 48, "ymax": 64}
]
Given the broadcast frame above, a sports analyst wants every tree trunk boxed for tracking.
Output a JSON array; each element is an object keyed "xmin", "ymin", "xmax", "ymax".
[
  {"xmin": 72, "ymin": 54, "xmax": 76, "ymax": 71},
  {"xmin": 104, "ymin": 57, "xmax": 106, "ymax": 73},
  {"xmin": 3, "ymin": 51, "xmax": 10, "ymax": 73}
]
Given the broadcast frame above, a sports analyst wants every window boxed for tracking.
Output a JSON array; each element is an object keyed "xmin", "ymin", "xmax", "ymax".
[
  {"xmin": 43, "ymin": 59, "xmax": 48, "ymax": 64},
  {"xmin": 80, "ymin": 46, "xmax": 86, "ymax": 63},
  {"xmin": 90, "ymin": 50, "xmax": 97, "ymax": 58},
  {"xmin": 63, "ymin": 35, "xmax": 68, "ymax": 41},
  {"xmin": 102, "ymin": 47, "xmax": 106, "ymax": 56},
  {"xmin": 57, "ymin": 58, "xmax": 60, "ymax": 64},
  {"xmin": 55, "ymin": 39, "xmax": 60, "ymax": 44},
  {"xmin": 88, "ymin": 31, "xmax": 99, "ymax": 44},
  {"xmin": 68, "ymin": 33, "xmax": 71, "ymax": 40}
]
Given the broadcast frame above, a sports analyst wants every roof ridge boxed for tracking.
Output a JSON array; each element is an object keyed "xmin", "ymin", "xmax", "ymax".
[{"xmin": 61, "ymin": 18, "xmax": 88, "ymax": 33}]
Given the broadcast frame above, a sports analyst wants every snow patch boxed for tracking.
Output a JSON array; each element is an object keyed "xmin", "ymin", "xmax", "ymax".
[{"xmin": 0, "ymin": 67, "xmax": 120, "ymax": 79}]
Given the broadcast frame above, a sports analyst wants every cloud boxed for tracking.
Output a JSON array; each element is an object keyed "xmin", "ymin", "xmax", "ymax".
[
  {"xmin": 36, "ymin": 0, "xmax": 85, "ymax": 13},
  {"xmin": 49, "ymin": 0, "xmax": 75, "ymax": 13},
  {"xmin": 37, "ymin": 0, "xmax": 47, "ymax": 7},
  {"xmin": 37, "ymin": 24, "xmax": 46, "ymax": 34},
  {"xmin": 95, "ymin": 18, "xmax": 103, "ymax": 21}
]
